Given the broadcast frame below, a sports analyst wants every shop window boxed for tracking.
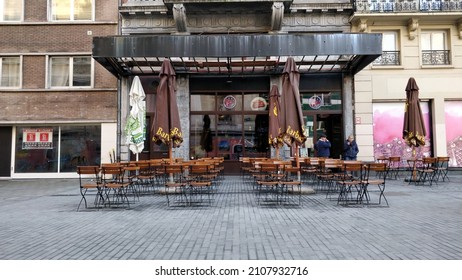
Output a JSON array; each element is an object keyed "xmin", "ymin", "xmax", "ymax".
[
  {"xmin": 49, "ymin": 56, "xmax": 92, "ymax": 88},
  {"xmin": 14, "ymin": 125, "xmax": 101, "ymax": 173},
  {"xmin": 0, "ymin": 0, "xmax": 22, "ymax": 21},
  {"xmin": 373, "ymin": 31, "xmax": 401, "ymax": 66},
  {"xmin": 0, "ymin": 56, "xmax": 21, "ymax": 88},
  {"xmin": 50, "ymin": 0, "xmax": 93, "ymax": 21},
  {"xmin": 444, "ymin": 101, "xmax": 462, "ymax": 167},
  {"xmin": 372, "ymin": 102, "xmax": 432, "ymax": 162},
  {"xmin": 421, "ymin": 30, "xmax": 450, "ymax": 65}
]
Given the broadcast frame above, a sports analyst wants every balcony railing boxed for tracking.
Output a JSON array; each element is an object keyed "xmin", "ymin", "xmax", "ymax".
[
  {"xmin": 354, "ymin": 0, "xmax": 462, "ymax": 13},
  {"xmin": 373, "ymin": 51, "xmax": 401, "ymax": 65},
  {"xmin": 421, "ymin": 50, "xmax": 451, "ymax": 65}
]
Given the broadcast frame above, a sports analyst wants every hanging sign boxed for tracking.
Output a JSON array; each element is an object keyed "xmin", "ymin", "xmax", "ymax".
[
  {"xmin": 223, "ymin": 95, "xmax": 237, "ymax": 109},
  {"xmin": 250, "ymin": 97, "xmax": 267, "ymax": 111},
  {"xmin": 22, "ymin": 128, "xmax": 53, "ymax": 149},
  {"xmin": 308, "ymin": 95, "xmax": 322, "ymax": 110}
]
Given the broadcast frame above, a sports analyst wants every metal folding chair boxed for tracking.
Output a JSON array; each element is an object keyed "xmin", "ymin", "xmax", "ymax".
[
  {"xmin": 362, "ymin": 163, "xmax": 389, "ymax": 206},
  {"xmin": 435, "ymin": 156, "xmax": 450, "ymax": 182},
  {"xmin": 76, "ymin": 166, "xmax": 103, "ymax": 211}
]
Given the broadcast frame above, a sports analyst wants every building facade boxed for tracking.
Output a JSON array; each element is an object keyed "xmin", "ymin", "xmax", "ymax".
[
  {"xmin": 4, "ymin": 1, "xmax": 459, "ymax": 178},
  {"xmin": 0, "ymin": 0, "xmax": 119, "ymax": 178},
  {"xmin": 351, "ymin": 0, "xmax": 462, "ymax": 167},
  {"xmin": 94, "ymin": 0, "xmax": 381, "ymax": 174}
]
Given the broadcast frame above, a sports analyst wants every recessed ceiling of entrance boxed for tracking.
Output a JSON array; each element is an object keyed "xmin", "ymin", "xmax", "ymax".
[{"xmin": 93, "ymin": 33, "xmax": 382, "ymax": 77}]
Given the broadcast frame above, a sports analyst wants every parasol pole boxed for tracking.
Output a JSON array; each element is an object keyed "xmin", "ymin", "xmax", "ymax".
[
  {"xmin": 412, "ymin": 146, "xmax": 417, "ymax": 181},
  {"xmin": 167, "ymin": 77, "xmax": 173, "ymax": 165},
  {"xmin": 169, "ymin": 141, "xmax": 173, "ymax": 164},
  {"xmin": 295, "ymin": 143, "xmax": 301, "ymax": 181}
]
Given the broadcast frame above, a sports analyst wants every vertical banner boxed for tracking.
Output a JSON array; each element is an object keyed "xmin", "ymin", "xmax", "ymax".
[{"xmin": 22, "ymin": 128, "xmax": 53, "ymax": 149}]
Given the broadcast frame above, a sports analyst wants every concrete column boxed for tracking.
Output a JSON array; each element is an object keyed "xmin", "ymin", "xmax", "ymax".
[
  {"xmin": 343, "ymin": 74, "xmax": 354, "ymax": 140},
  {"xmin": 432, "ymin": 97, "xmax": 447, "ymax": 157},
  {"xmin": 175, "ymin": 75, "xmax": 190, "ymax": 161},
  {"xmin": 119, "ymin": 77, "xmax": 130, "ymax": 162}
]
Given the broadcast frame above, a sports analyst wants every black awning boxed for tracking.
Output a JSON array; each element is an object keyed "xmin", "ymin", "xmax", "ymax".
[{"xmin": 92, "ymin": 33, "xmax": 382, "ymax": 77}]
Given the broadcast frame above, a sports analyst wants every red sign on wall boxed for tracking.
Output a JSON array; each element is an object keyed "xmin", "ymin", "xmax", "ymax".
[{"xmin": 22, "ymin": 128, "xmax": 53, "ymax": 149}]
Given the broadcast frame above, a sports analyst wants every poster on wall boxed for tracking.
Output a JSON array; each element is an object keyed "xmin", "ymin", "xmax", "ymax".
[
  {"xmin": 22, "ymin": 128, "xmax": 53, "ymax": 149},
  {"xmin": 445, "ymin": 101, "xmax": 462, "ymax": 167},
  {"xmin": 372, "ymin": 102, "xmax": 431, "ymax": 161}
]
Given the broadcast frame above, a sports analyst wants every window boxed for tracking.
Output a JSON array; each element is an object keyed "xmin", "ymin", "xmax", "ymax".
[
  {"xmin": 50, "ymin": 0, "xmax": 93, "ymax": 21},
  {"xmin": 373, "ymin": 102, "xmax": 432, "ymax": 160},
  {"xmin": 0, "ymin": 57, "xmax": 21, "ymax": 88},
  {"xmin": 49, "ymin": 56, "xmax": 92, "ymax": 88},
  {"xmin": 421, "ymin": 30, "xmax": 450, "ymax": 65},
  {"xmin": 373, "ymin": 31, "xmax": 400, "ymax": 65},
  {"xmin": 0, "ymin": 0, "xmax": 22, "ymax": 21},
  {"xmin": 14, "ymin": 125, "xmax": 101, "ymax": 173}
]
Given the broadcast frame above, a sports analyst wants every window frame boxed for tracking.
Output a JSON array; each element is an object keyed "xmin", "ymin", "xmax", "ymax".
[
  {"xmin": 0, "ymin": 0, "xmax": 24, "ymax": 22},
  {"xmin": 0, "ymin": 56, "xmax": 22, "ymax": 89},
  {"xmin": 420, "ymin": 29, "xmax": 451, "ymax": 66},
  {"xmin": 47, "ymin": 55, "xmax": 94, "ymax": 89},
  {"xmin": 48, "ymin": 0, "xmax": 94, "ymax": 22},
  {"xmin": 372, "ymin": 30, "xmax": 401, "ymax": 66}
]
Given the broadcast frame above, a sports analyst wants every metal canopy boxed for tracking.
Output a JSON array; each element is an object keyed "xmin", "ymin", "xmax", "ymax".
[{"xmin": 92, "ymin": 33, "xmax": 382, "ymax": 78}]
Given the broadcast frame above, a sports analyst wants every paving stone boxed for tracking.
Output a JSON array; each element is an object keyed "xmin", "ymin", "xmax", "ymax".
[{"xmin": 0, "ymin": 174, "xmax": 461, "ymax": 260}]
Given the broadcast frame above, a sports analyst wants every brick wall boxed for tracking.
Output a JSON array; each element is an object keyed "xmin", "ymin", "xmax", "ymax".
[{"xmin": 0, "ymin": 0, "xmax": 119, "ymax": 123}]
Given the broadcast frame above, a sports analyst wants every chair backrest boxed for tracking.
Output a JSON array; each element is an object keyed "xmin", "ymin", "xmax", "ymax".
[
  {"xmin": 101, "ymin": 166, "xmax": 125, "ymax": 182},
  {"xmin": 364, "ymin": 162, "xmax": 387, "ymax": 181},
  {"xmin": 338, "ymin": 162, "xmax": 363, "ymax": 180},
  {"xmin": 164, "ymin": 164, "xmax": 184, "ymax": 174},
  {"xmin": 259, "ymin": 162, "xmax": 278, "ymax": 173},
  {"xmin": 422, "ymin": 157, "xmax": 437, "ymax": 169},
  {"xmin": 189, "ymin": 163, "xmax": 210, "ymax": 175},
  {"xmin": 124, "ymin": 166, "xmax": 139, "ymax": 180},
  {"xmin": 77, "ymin": 166, "xmax": 100, "ymax": 175},
  {"xmin": 323, "ymin": 159, "xmax": 342, "ymax": 169},
  {"xmin": 437, "ymin": 156, "xmax": 449, "ymax": 168},
  {"xmin": 388, "ymin": 156, "xmax": 401, "ymax": 167},
  {"xmin": 77, "ymin": 166, "xmax": 101, "ymax": 184},
  {"xmin": 342, "ymin": 162, "xmax": 363, "ymax": 172}
]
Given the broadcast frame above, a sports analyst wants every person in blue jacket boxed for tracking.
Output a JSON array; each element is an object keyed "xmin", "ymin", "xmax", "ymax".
[
  {"xmin": 315, "ymin": 134, "xmax": 331, "ymax": 158},
  {"xmin": 343, "ymin": 135, "xmax": 359, "ymax": 161}
]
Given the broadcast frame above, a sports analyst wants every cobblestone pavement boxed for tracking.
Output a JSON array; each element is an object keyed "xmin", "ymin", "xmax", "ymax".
[{"xmin": 0, "ymin": 173, "xmax": 461, "ymax": 260}]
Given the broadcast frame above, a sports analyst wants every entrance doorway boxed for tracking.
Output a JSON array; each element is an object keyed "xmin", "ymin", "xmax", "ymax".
[
  {"xmin": 189, "ymin": 76, "xmax": 270, "ymax": 174},
  {"xmin": 0, "ymin": 127, "xmax": 12, "ymax": 177},
  {"xmin": 316, "ymin": 114, "xmax": 343, "ymax": 159}
]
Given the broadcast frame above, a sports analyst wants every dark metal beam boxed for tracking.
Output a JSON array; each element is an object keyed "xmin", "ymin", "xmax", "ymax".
[{"xmin": 92, "ymin": 33, "xmax": 382, "ymax": 77}]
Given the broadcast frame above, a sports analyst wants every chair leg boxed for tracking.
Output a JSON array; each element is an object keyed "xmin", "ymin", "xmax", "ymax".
[{"xmin": 77, "ymin": 188, "xmax": 87, "ymax": 211}]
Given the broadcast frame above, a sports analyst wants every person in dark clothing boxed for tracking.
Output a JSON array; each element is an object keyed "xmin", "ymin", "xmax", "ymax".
[
  {"xmin": 343, "ymin": 135, "xmax": 359, "ymax": 161},
  {"xmin": 200, "ymin": 115, "xmax": 213, "ymax": 153},
  {"xmin": 315, "ymin": 134, "xmax": 331, "ymax": 158}
]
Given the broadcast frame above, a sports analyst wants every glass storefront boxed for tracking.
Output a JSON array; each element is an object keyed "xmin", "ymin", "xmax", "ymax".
[
  {"xmin": 190, "ymin": 92, "xmax": 270, "ymax": 160},
  {"xmin": 444, "ymin": 101, "xmax": 462, "ymax": 167},
  {"xmin": 372, "ymin": 102, "xmax": 432, "ymax": 162},
  {"xmin": 14, "ymin": 125, "xmax": 101, "ymax": 173}
]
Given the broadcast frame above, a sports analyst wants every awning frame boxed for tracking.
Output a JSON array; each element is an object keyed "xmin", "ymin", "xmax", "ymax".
[{"xmin": 92, "ymin": 33, "xmax": 382, "ymax": 78}]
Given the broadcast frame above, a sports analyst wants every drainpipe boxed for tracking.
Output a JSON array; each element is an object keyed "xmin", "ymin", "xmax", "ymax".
[{"xmin": 117, "ymin": 77, "xmax": 122, "ymax": 162}]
